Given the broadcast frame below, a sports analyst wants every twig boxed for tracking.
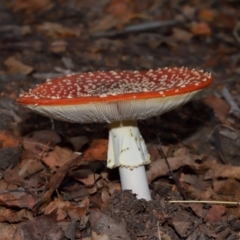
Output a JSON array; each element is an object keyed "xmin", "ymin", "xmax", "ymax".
[
  {"xmin": 208, "ymin": 108, "xmax": 228, "ymax": 164},
  {"xmin": 221, "ymin": 86, "xmax": 240, "ymax": 118},
  {"xmin": 157, "ymin": 221, "xmax": 161, "ymax": 240},
  {"xmin": 167, "ymin": 200, "xmax": 240, "ymax": 206},
  {"xmin": 91, "ymin": 20, "xmax": 181, "ymax": 38},
  {"xmin": 156, "ymin": 135, "xmax": 187, "ymax": 200},
  {"xmin": 233, "ymin": 21, "xmax": 240, "ymax": 43}
]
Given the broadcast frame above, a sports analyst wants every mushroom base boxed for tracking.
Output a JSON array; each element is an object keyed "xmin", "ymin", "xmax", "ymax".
[
  {"xmin": 119, "ymin": 166, "xmax": 151, "ymax": 200},
  {"xmin": 107, "ymin": 120, "xmax": 150, "ymax": 169}
]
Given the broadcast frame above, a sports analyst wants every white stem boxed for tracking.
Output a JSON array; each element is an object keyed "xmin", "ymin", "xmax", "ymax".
[
  {"xmin": 107, "ymin": 120, "xmax": 150, "ymax": 168},
  {"xmin": 107, "ymin": 120, "xmax": 151, "ymax": 200},
  {"xmin": 119, "ymin": 166, "xmax": 151, "ymax": 200}
]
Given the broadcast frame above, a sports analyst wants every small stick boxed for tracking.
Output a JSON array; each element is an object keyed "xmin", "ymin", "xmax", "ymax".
[
  {"xmin": 156, "ymin": 135, "xmax": 187, "ymax": 200},
  {"xmin": 221, "ymin": 86, "xmax": 240, "ymax": 118},
  {"xmin": 168, "ymin": 200, "xmax": 240, "ymax": 205},
  {"xmin": 157, "ymin": 221, "xmax": 161, "ymax": 240},
  {"xmin": 91, "ymin": 20, "xmax": 181, "ymax": 37}
]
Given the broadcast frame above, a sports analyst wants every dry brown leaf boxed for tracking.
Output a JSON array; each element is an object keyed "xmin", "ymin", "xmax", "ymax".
[
  {"xmin": 202, "ymin": 95, "xmax": 230, "ymax": 123},
  {"xmin": 4, "ymin": 56, "xmax": 34, "ymax": 75},
  {"xmin": 0, "ymin": 180, "xmax": 7, "ymax": 192},
  {"xmin": 0, "ymin": 191, "xmax": 36, "ymax": 209},
  {"xmin": 101, "ymin": 188, "xmax": 110, "ymax": 210},
  {"xmin": 69, "ymin": 136, "xmax": 89, "ymax": 152},
  {"xmin": 42, "ymin": 155, "xmax": 83, "ymax": 204},
  {"xmin": 0, "ymin": 223, "xmax": 21, "ymax": 240},
  {"xmin": 146, "ymin": 156, "xmax": 195, "ymax": 183},
  {"xmin": 44, "ymin": 198, "xmax": 72, "ymax": 221},
  {"xmin": 37, "ymin": 22, "xmax": 81, "ymax": 37},
  {"xmin": 89, "ymin": 15, "xmax": 119, "ymax": 34},
  {"xmin": 105, "ymin": 0, "xmax": 137, "ymax": 27},
  {"xmin": 198, "ymin": 9, "xmax": 214, "ymax": 22},
  {"xmin": 13, "ymin": 212, "xmax": 64, "ymax": 240},
  {"xmin": 18, "ymin": 158, "xmax": 44, "ymax": 178},
  {"xmin": 0, "ymin": 130, "xmax": 19, "ymax": 148},
  {"xmin": 42, "ymin": 145, "xmax": 79, "ymax": 168},
  {"xmin": 204, "ymin": 205, "xmax": 226, "ymax": 222},
  {"xmin": 12, "ymin": 0, "xmax": 53, "ymax": 13},
  {"xmin": 23, "ymin": 130, "xmax": 61, "ymax": 149},
  {"xmin": 213, "ymin": 178, "xmax": 240, "ymax": 199},
  {"xmin": 70, "ymin": 168, "xmax": 101, "ymax": 186},
  {"xmin": 4, "ymin": 168, "xmax": 23, "ymax": 185},
  {"xmin": 190, "ymin": 22, "xmax": 211, "ymax": 36},
  {"xmin": 171, "ymin": 28, "xmax": 193, "ymax": 42},
  {"xmin": 50, "ymin": 40, "xmax": 68, "ymax": 53},
  {"xmin": 0, "ymin": 207, "xmax": 33, "ymax": 223},
  {"xmin": 82, "ymin": 139, "xmax": 108, "ymax": 161},
  {"xmin": 108, "ymin": 182, "xmax": 121, "ymax": 195}
]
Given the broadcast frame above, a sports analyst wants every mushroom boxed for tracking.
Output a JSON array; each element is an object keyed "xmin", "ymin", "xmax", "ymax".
[{"xmin": 17, "ymin": 67, "xmax": 213, "ymax": 200}]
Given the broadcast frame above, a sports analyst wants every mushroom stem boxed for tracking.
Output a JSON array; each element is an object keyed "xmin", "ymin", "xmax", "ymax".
[
  {"xmin": 119, "ymin": 166, "xmax": 151, "ymax": 200},
  {"xmin": 107, "ymin": 120, "xmax": 151, "ymax": 200}
]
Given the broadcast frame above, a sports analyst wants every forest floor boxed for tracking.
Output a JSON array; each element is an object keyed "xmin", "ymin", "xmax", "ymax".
[{"xmin": 0, "ymin": 0, "xmax": 240, "ymax": 239}]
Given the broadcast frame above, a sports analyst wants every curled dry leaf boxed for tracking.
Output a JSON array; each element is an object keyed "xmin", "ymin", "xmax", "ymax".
[
  {"xmin": 0, "ymin": 130, "xmax": 19, "ymax": 148},
  {"xmin": 190, "ymin": 22, "xmax": 211, "ymax": 36},
  {"xmin": 12, "ymin": 0, "xmax": 53, "ymax": 13},
  {"xmin": 198, "ymin": 8, "xmax": 214, "ymax": 22},
  {"xmin": 82, "ymin": 139, "xmax": 108, "ymax": 161},
  {"xmin": 44, "ymin": 198, "xmax": 72, "ymax": 221},
  {"xmin": 0, "ymin": 223, "xmax": 20, "ymax": 240},
  {"xmin": 202, "ymin": 95, "xmax": 230, "ymax": 123},
  {"xmin": 204, "ymin": 205, "xmax": 226, "ymax": 222},
  {"xmin": 37, "ymin": 22, "xmax": 81, "ymax": 37},
  {"xmin": 0, "ymin": 191, "xmax": 36, "ymax": 209},
  {"xmin": 18, "ymin": 158, "xmax": 44, "ymax": 178},
  {"xmin": 22, "ymin": 129, "xmax": 62, "ymax": 154},
  {"xmin": 0, "ymin": 207, "xmax": 33, "ymax": 223},
  {"xmin": 13, "ymin": 212, "xmax": 64, "ymax": 240},
  {"xmin": 4, "ymin": 56, "xmax": 34, "ymax": 75},
  {"xmin": 42, "ymin": 145, "xmax": 79, "ymax": 168},
  {"xmin": 108, "ymin": 182, "xmax": 121, "ymax": 195},
  {"xmin": 146, "ymin": 156, "xmax": 195, "ymax": 184},
  {"xmin": 171, "ymin": 28, "xmax": 193, "ymax": 42}
]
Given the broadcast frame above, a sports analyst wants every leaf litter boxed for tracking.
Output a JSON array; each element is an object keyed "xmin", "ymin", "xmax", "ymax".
[{"xmin": 0, "ymin": 0, "xmax": 240, "ymax": 239}]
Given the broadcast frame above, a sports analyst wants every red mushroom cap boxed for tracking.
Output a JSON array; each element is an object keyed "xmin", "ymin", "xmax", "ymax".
[{"xmin": 17, "ymin": 67, "xmax": 213, "ymax": 123}]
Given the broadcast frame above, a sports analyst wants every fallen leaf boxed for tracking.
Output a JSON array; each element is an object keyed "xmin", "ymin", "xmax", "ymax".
[
  {"xmin": 0, "ymin": 207, "xmax": 33, "ymax": 223},
  {"xmin": 4, "ymin": 56, "xmax": 34, "ymax": 75},
  {"xmin": 171, "ymin": 28, "xmax": 193, "ymax": 42},
  {"xmin": 82, "ymin": 139, "xmax": 108, "ymax": 161},
  {"xmin": 0, "ymin": 191, "xmax": 36, "ymax": 209},
  {"xmin": 70, "ymin": 167, "xmax": 101, "ymax": 186},
  {"xmin": 198, "ymin": 9, "xmax": 214, "ymax": 22},
  {"xmin": 0, "ymin": 223, "xmax": 21, "ymax": 240},
  {"xmin": 44, "ymin": 198, "xmax": 72, "ymax": 221},
  {"xmin": 190, "ymin": 22, "xmax": 211, "ymax": 36},
  {"xmin": 37, "ymin": 22, "xmax": 81, "ymax": 37},
  {"xmin": 202, "ymin": 95, "xmax": 230, "ymax": 123},
  {"xmin": 23, "ymin": 130, "xmax": 62, "ymax": 150},
  {"xmin": 18, "ymin": 158, "xmax": 44, "ymax": 178},
  {"xmin": 13, "ymin": 212, "xmax": 64, "ymax": 240},
  {"xmin": 42, "ymin": 145, "xmax": 79, "ymax": 168},
  {"xmin": 0, "ymin": 130, "xmax": 19, "ymax": 148},
  {"xmin": 204, "ymin": 205, "xmax": 226, "ymax": 222},
  {"xmin": 12, "ymin": 0, "xmax": 53, "ymax": 13},
  {"xmin": 50, "ymin": 40, "xmax": 68, "ymax": 53},
  {"xmin": 146, "ymin": 156, "xmax": 195, "ymax": 183},
  {"xmin": 41, "ymin": 155, "xmax": 83, "ymax": 203}
]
